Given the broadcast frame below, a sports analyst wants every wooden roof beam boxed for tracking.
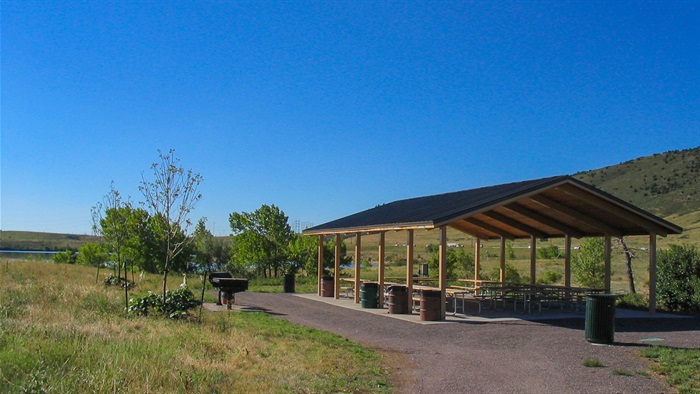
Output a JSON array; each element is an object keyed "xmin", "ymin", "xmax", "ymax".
[
  {"xmin": 448, "ymin": 221, "xmax": 498, "ymax": 240},
  {"xmin": 528, "ymin": 195, "xmax": 623, "ymax": 237},
  {"xmin": 481, "ymin": 211, "xmax": 550, "ymax": 239},
  {"xmin": 463, "ymin": 217, "xmax": 516, "ymax": 240},
  {"xmin": 504, "ymin": 203, "xmax": 584, "ymax": 239},
  {"xmin": 557, "ymin": 183, "xmax": 671, "ymax": 236}
]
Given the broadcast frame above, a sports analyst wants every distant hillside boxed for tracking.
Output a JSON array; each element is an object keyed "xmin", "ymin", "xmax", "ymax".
[
  {"xmin": 0, "ymin": 231, "xmax": 99, "ymax": 251},
  {"xmin": 574, "ymin": 147, "xmax": 700, "ymax": 216}
]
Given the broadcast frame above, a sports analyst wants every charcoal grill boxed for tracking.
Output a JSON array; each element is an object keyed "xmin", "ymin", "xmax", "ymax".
[{"xmin": 208, "ymin": 272, "xmax": 248, "ymax": 309}]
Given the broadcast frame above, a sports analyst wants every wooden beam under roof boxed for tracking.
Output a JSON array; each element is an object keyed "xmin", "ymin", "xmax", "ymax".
[
  {"xmin": 504, "ymin": 203, "xmax": 584, "ymax": 238},
  {"xmin": 448, "ymin": 220, "xmax": 497, "ymax": 240},
  {"xmin": 527, "ymin": 194, "xmax": 623, "ymax": 237},
  {"xmin": 481, "ymin": 211, "xmax": 550, "ymax": 239},
  {"xmin": 557, "ymin": 183, "xmax": 672, "ymax": 236},
  {"xmin": 463, "ymin": 217, "xmax": 516, "ymax": 240}
]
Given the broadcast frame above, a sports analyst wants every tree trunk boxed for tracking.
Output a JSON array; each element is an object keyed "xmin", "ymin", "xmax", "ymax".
[{"xmin": 619, "ymin": 237, "xmax": 636, "ymax": 293}]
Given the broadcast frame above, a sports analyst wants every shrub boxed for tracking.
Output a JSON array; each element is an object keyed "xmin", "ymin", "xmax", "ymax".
[
  {"xmin": 537, "ymin": 245, "xmax": 561, "ymax": 259},
  {"xmin": 657, "ymin": 244, "xmax": 700, "ymax": 312},
  {"xmin": 572, "ymin": 238, "xmax": 606, "ymax": 288},
  {"xmin": 487, "ymin": 264, "xmax": 521, "ymax": 283},
  {"xmin": 103, "ymin": 274, "xmax": 136, "ymax": 289},
  {"xmin": 617, "ymin": 292, "xmax": 648, "ymax": 310},
  {"xmin": 128, "ymin": 287, "xmax": 201, "ymax": 319},
  {"xmin": 537, "ymin": 270, "xmax": 562, "ymax": 284}
]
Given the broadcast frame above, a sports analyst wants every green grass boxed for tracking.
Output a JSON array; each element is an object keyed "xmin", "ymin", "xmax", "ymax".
[
  {"xmin": 582, "ymin": 358, "xmax": 605, "ymax": 368},
  {"xmin": 0, "ymin": 260, "xmax": 391, "ymax": 393},
  {"xmin": 641, "ymin": 346, "xmax": 700, "ymax": 394}
]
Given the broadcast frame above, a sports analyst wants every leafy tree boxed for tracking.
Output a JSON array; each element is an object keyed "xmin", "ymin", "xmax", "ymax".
[
  {"xmin": 288, "ymin": 233, "xmax": 318, "ymax": 276},
  {"xmin": 572, "ymin": 238, "xmax": 606, "ymax": 289},
  {"xmin": 657, "ymin": 244, "xmax": 700, "ymax": 312},
  {"xmin": 229, "ymin": 204, "xmax": 293, "ymax": 277},
  {"xmin": 321, "ymin": 236, "xmax": 352, "ymax": 275},
  {"xmin": 139, "ymin": 149, "xmax": 202, "ymax": 302},
  {"xmin": 425, "ymin": 244, "xmax": 475, "ymax": 280},
  {"xmin": 77, "ymin": 242, "xmax": 108, "ymax": 266},
  {"xmin": 193, "ymin": 218, "xmax": 230, "ymax": 273},
  {"xmin": 53, "ymin": 250, "xmax": 76, "ymax": 264}
]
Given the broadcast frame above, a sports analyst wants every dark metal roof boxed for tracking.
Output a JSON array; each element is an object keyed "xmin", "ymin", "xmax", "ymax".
[{"xmin": 302, "ymin": 175, "xmax": 683, "ymax": 239}]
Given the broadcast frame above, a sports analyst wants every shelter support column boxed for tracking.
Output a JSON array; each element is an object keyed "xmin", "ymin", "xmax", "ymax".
[
  {"xmin": 530, "ymin": 236, "xmax": 536, "ymax": 285},
  {"xmin": 378, "ymin": 231, "xmax": 386, "ymax": 308},
  {"xmin": 499, "ymin": 237, "xmax": 506, "ymax": 283},
  {"xmin": 649, "ymin": 233, "xmax": 657, "ymax": 314},
  {"xmin": 474, "ymin": 238, "xmax": 481, "ymax": 280},
  {"xmin": 354, "ymin": 233, "xmax": 362, "ymax": 303},
  {"xmin": 317, "ymin": 235, "xmax": 324, "ymax": 296},
  {"xmin": 564, "ymin": 235, "xmax": 571, "ymax": 288},
  {"xmin": 439, "ymin": 226, "xmax": 447, "ymax": 320},
  {"xmin": 334, "ymin": 234, "xmax": 341, "ymax": 299},
  {"xmin": 604, "ymin": 235, "xmax": 612, "ymax": 293},
  {"xmin": 406, "ymin": 230, "xmax": 414, "ymax": 299}
]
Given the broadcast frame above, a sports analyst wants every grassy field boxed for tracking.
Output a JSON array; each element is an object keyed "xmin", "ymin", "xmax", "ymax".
[{"xmin": 0, "ymin": 260, "xmax": 390, "ymax": 394}]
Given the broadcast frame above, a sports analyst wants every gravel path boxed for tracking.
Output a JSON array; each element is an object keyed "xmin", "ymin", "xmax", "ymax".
[{"xmin": 234, "ymin": 292, "xmax": 699, "ymax": 394}]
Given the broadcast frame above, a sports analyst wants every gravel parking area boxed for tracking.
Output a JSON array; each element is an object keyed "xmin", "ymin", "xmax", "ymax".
[{"xmin": 234, "ymin": 292, "xmax": 699, "ymax": 393}]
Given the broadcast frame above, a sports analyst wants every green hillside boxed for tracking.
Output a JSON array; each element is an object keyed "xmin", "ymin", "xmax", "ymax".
[
  {"xmin": 574, "ymin": 147, "xmax": 700, "ymax": 216},
  {"xmin": 0, "ymin": 231, "xmax": 99, "ymax": 251}
]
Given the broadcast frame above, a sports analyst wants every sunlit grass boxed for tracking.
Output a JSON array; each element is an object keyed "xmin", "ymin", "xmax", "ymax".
[
  {"xmin": 0, "ymin": 260, "xmax": 390, "ymax": 393},
  {"xmin": 642, "ymin": 346, "xmax": 700, "ymax": 393}
]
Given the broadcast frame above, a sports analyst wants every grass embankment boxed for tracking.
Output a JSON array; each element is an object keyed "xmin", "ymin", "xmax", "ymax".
[
  {"xmin": 0, "ymin": 261, "xmax": 390, "ymax": 393},
  {"xmin": 642, "ymin": 347, "xmax": 700, "ymax": 394}
]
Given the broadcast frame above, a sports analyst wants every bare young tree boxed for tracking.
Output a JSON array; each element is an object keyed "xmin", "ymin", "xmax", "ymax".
[
  {"xmin": 616, "ymin": 237, "xmax": 636, "ymax": 293},
  {"xmin": 139, "ymin": 149, "xmax": 203, "ymax": 302}
]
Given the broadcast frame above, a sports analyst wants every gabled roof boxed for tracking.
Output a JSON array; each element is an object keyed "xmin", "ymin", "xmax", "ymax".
[{"xmin": 302, "ymin": 175, "xmax": 683, "ymax": 239}]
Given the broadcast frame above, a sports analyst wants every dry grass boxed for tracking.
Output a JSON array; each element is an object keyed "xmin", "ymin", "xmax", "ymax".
[{"xmin": 0, "ymin": 260, "xmax": 390, "ymax": 393}]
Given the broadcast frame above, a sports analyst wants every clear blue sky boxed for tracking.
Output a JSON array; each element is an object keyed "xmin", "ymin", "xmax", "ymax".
[{"xmin": 2, "ymin": 0, "xmax": 699, "ymax": 235}]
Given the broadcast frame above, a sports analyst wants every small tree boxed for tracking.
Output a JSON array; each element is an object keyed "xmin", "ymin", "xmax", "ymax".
[
  {"xmin": 288, "ymin": 233, "xmax": 318, "ymax": 275},
  {"xmin": 572, "ymin": 238, "xmax": 606, "ymax": 289},
  {"xmin": 657, "ymin": 244, "xmax": 700, "ymax": 312},
  {"xmin": 139, "ymin": 149, "xmax": 202, "ymax": 303}
]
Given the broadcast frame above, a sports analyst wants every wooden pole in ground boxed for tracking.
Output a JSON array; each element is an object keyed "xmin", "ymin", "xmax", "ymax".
[
  {"xmin": 318, "ymin": 235, "xmax": 324, "ymax": 296},
  {"xmin": 354, "ymin": 233, "xmax": 362, "ymax": 303},
  {"xmin": 604, "ymin": 235, "xmax": 612, "ymax": 293},
  {"xmin": 334, "ymin": 234, "xmax": 341, "ymax": 299},
  {"xmin": 530, "ymin": 236, "xmax": 537, "ymax": 285},
  {"xmin": 378, "ymin": 231, "xmax": 386, "ymax": 308},
  {"xmin": 564, "ymin": 235, "xmax": 571, "ymax": 288},
  {"xmin": 474, "ymin": 237, "xmax": 481, "ymax": 280},
  {"xmin": 439, "ymin": 226, "xmax": 447, "ymax": 320},
  {"xmin": 649, "ymin": 233, "xmax": 657, "ymax": 314},
  {"xmin": 406, "ymin": 230, "xmax": 414, "ymax": 297},
  {"xmin": 499, "ymin": 237, "xmax": 506, "ymax": 283}
]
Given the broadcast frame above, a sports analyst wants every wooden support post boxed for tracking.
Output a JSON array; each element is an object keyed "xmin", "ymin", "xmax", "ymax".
[
  {"xmin": 334, "ymin": 234, "xmax": 341, "ymax": 299},
  {"xmin": 406, "ymin": 230, "xmax": 414, "ymax": 298},
  {"xmin": 474, "ymin": 237, "xmax": 481, "ymax": 280},
  {"xmin": 499, "ymin": 237, "xmax": 506, "ymax": 283},
  {"xmin": 604, "ymin": 235, "xmax": 612, "ymax": 293},
  {"xmin": 354, "ymin": 233, "xmax": 362, "ymax": 303},
  {"xmin": 317, "ymin": 235, "xmax": 324, "ymax": 296},
  {"xmin": 649, "ymin": 233, "xmax": 657, "ymax": 314},
  {"xmin": 530, "ymin": 236, "xmax": 536, "ymax": 285},
  {"xmin": 378, "ymin": 231, "xmax": 386, "ymax": 308},
  {"xmin": 564, "ymin": 235, "xmax": 571, "ymax": 288},
  {"xmin": 439, "ymin": 226, "xmax": 447, "ymax": 320}
]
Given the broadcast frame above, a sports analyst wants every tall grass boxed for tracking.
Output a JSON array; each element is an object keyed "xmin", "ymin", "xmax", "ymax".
[{"xmin": 0, "ymin": 260, "xmax": 390, "ymax": 393}]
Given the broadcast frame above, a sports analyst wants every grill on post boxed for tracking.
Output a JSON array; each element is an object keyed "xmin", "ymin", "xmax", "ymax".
[{"xmin": 208, "ymin": 272, "xmax": 248, "ymax": 309}]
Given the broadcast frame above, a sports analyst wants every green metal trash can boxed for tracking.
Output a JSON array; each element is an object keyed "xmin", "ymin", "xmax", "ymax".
[
  {"xmin": 283, "ymin": 273, "xmax": 295, "ymax": 293},
  {"xmin": 361, "ymin": 283, "xmax": 379, "ymax": 308},
  {"xmin": 585, "ymin": 294, "xmax": 618, "ymax": 344}
]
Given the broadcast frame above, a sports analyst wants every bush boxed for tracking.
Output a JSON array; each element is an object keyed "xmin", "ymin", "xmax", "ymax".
[
  {"xmin": 537, "ymin": 270, "xmax": 562, "ymax": 284},
  {"xmin": 128, "ymin": 287, "xmax": 201, "ymax": 319},
  {"xmin": 572, "ymin": 238, "xmax": 606, "ymax": 288},
  {"xmin": 103, "ymin": 274, "xmax": 136, "ymax": 289},
  {"xmin": 617, "ymin": 292, "xmax": 649, "ymax": 310},
  {"xmin": 486, "ymin": 264, "xmax": 521, "ymax": 283},
  {"xmin": 657, "ymin": 244, "xmax": 700, "ymax": 312},
  {"xmin": 537, "ymin": 245, "xmax": 561, "ymax": 259}
]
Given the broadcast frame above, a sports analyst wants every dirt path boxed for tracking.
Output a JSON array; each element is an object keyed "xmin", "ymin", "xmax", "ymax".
[{"xmin": 235, "ymin": 292, "xmax": 699, "ymax": 393}]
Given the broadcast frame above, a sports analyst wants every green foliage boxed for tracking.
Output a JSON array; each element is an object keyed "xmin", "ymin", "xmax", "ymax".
[
  {"xmin": 322, "ymin": 236, "xmax": 352, "ymax": 274},
  {"xmin": 128, "ymin": 287, "xmax": 201, "ymax": 319},
  {"xmin": 103, "ymin": 274, "xmax": 135, "ymax": 289},
  {"xmin": 572, "ymin": 238, "xmax": 606, "ymax": 288},
  {"xmin": 617, "ymin": 292, "xmax": 649, "ymax": 310},
  {"xmin": 229, "ymin": 204, "xmax": 294, "ymax": 277},
  {"xmin": 486, "ymin": 264, "xmax": 522, "ymax": 283},
  {"xmin": 193, "ymin": 218, "xmax": 230, "ymax": 273},
  {"xmin": 642, "ymin": 346, "xmax": 700, "ymax": 393},
  {"xmin": 537, "ymin": 245, "xmax": 561, "ymax": 259},
  {"xmin": 537, "ymin": 270, "xmax": 563, "ymax": 284},
  {"xmin": 582, "ymin": 358, "xmax": 605, "ymax": 367},
  {"xmin": 52, "ymin": 250, "xmax": 76, "ymax": 264},
  {"xmin": 425, "ymin": 244, "xmax": 474, "ymax": 280},
  {"xmin": 657, "ymin": 244, "xmax": 700, "ymax": 312},
  {"xmin": 288, "ymin": 233, "xmax": 318, "ymax": 275},
  {"xmin": 77, "ymin": 242, "xmax": 108, "ymax": 267}
]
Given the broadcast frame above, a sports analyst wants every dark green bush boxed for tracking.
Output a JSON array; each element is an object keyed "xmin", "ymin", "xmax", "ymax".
[
  {"xmin": 537, "ymin": 270, "xmax": 563, "ymax": 284},
  {"xmin": 128, "ymin": 287, "xmax": 201, "ymax": 319},
  {"xmin": 657, "ymin": 244, "xmax": 700, "ymax": 312},
  {"xmin": 617, "ymin": 292, "xmax": 649, "ymax": 310}
]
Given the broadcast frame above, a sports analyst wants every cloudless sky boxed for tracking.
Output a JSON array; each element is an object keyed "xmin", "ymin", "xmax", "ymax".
[{"xmin": 2, "ymin": 0, "xmax": 699, "ymax": 235}]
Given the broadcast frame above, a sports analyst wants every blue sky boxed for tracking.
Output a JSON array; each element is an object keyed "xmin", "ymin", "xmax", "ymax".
[{"xmin": 2, "ymin": 0, "xmax": 699, "ymax": 235}]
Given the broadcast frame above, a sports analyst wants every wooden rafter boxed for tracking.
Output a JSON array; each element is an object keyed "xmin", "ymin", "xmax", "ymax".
[
  {"xmin": 527, "ymin": 194, "xmax": 623, "ymax": 237},
  {"xmin": 462, "ymin": 217, "xmax": 517, "ymax": 240},
  {"xmin": 481, "ymin": 211, "xmax": 550, "ymax": 239},
  {"xmin": 504, "ymin": 203, "xmax": 584, "ymax": 238}
]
